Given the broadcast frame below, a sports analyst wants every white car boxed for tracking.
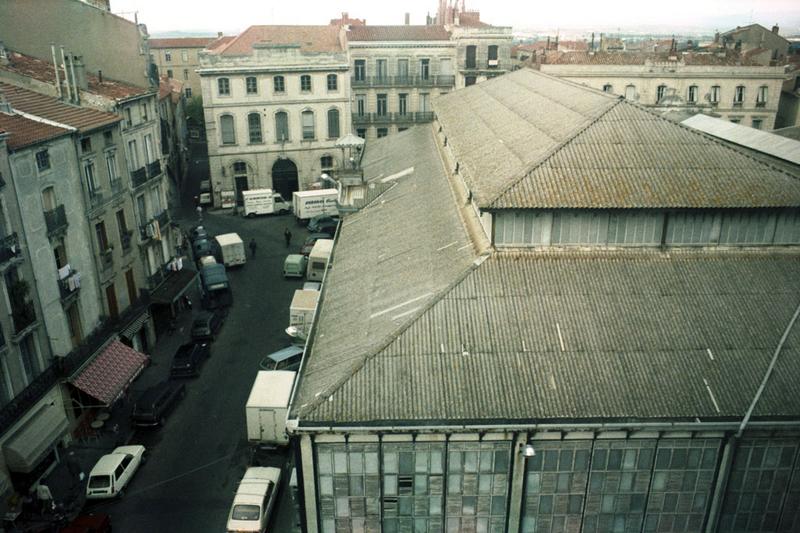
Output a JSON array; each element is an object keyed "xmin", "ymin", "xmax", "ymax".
[
  {"xmin": 226, "ymin": 467, "xmax": 281, "ymax": 533},
  {"xmin": 86, "ymin": 445, "xmax": 145, "ymax": 499}
]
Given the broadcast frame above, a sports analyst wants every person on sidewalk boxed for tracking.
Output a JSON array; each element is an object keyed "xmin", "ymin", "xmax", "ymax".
[
  {"xmin": 284, "ymin": 228, "xmax": 292, "ymax": 248},
  {"xmin": 196, "ymin": 204, "xmax": 203, "ymax": 222},
  {"xmin": 35, "ymin": 483, "xmax": 53, "ymax": 514},
  {"xmin": 249, "ymin": 238, "xmax": 257, "ymax": 258}
]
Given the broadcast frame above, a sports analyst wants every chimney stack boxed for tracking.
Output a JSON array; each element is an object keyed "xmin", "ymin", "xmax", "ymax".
[
  {"xmin": 217, "ymin": 31, "xmax": 223, "ymax": 38},
  {"xmin": 405, "ymin": 13, "xmax": 410, "ymax": 25},
  {"xmin": 0, "ymin": 41, "xmax": 9, "ymax": 66},
  {"xmin": 71, "ymin": 55, "xmax": 88, "ymax": 90},
  {"xmin": 772, "ymin": 24, "xmax": 779, "ymax": 34}
]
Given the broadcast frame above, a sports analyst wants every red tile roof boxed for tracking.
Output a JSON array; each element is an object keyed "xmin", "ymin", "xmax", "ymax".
[
  {"xmin": 71, "ymin": 340, "xmax": 149, "ymax": 405},
  {"xmin": 217, "ymin": 26, "xmax": 343, "ymax": 55},
  {"xmin": 0, "ymin": 50, "xmax": 151, "ymax": 101},
  {"xmin": 542, "ymin": 49, "xmax": 763, "ymax": 66},
  {"xmin": 159, "ymin": 76, "xmax": 184, "ymax": 103},
  {"xmin": 0, "ymin": 111, "xmax": 71, "ymax": 150},
  {"xmin": 206, "ymin": 35, "xmax": 236, "ymax": 52},
  {"xmin": 348, "ymin": 25, "xmax": 451, "ymax": 41},
  {"xmin": 148, "ymin": 37, "xmax": 217, "ymax": 49},
  {"xmin": 0, "ymin": 82, "xmax": 120, "ymax": 133}
]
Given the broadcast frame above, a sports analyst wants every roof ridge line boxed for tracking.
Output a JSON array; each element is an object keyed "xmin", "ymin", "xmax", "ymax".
[
  {"xmin": 487, "ymin": 97, "xmax": 623, "ymax": 208},
  {"xmin": 297, "ymin": 252, "xmax": 492, "ymax": 419}
]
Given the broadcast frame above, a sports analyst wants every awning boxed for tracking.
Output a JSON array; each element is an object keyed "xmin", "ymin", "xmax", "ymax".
[
  {"xmin": 150, "ymin": 269, "xmax": 198, "ymax": 305},
  {"xmin": 119, "ymin": 311, "xmax": 150, "ymax": 340},
  {"xmin": 4, "ymin": 400, "xmax": 69, "ymax": 473},
  {"xmin": 71, "ymin": 340, "xmax": 148, "ymax": 406}
]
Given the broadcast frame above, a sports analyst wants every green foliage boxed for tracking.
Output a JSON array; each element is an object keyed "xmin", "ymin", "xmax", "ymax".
[{"xmin": 185, "ymin": 96, "xmax": 205, "ymax": 125}]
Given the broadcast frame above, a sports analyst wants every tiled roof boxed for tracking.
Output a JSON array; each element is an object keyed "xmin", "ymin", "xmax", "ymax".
[
  {"xmin": 303, "ymin": 249, "xmax": 800, "ymax": 424},
  {"xmin": 290, "ymin": 126, "xmax": 477, "ymax": 419},
  {"xmin": 158, "ymin": 76, "xmax": 184, "ymax": 103},
  {"xmin": 148, "ymin": 37, "xmax": 216, "ymax": 49},
  {"xmin": 0, "ymin": 111, "xmax": 71, "ymax": 150},
  {"xmin": 0, "ymin": 50, "xmax": 151, "ymax": 101},
  {"xmin": 0, "ymin": 82, "xmax": 120, "ymax": 133},
  {"xmin": 206, "ymin": 35, "xmax": 236, "ymax": 52},
  {"xmin": 542, "ymin": 49, "xmax": 762, "ymax": 66},
  {"xmin": 348, "ymin": 25, "xmax": 451, "ymax": 42},
  {"xmin": 433, "ymin": 69, "xmax": 800, "ymax": 210},
  {"xmin": 217, "ymin": 26, "xmax": 343, "ymax": 55}
]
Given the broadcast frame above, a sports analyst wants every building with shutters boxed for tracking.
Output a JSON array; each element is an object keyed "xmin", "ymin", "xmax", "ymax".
[
  {"xmin": 288, "ymin": 69, "xmax": 800, "ymax": 532},
  {"xmin": 149, "ymin": 36, "xmax": 227, "ymax": 99},
  {"xmin": 198, "ymin": 25, "xmax": 353, "ymax": 206}
]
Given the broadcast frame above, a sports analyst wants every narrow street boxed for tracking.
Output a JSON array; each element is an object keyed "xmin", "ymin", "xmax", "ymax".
[{"xmin": 84, "ymin": 160, "xmax": 308, "ymax": 530}]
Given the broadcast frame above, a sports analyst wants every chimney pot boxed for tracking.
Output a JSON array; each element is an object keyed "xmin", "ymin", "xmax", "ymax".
[
  {"xmin": 772, "ymin": 24, "xmax": 779, "ymax": 34},
  {"xmin": 405, "ymin": 13, "xmax": 410, "ymax": 25},
  {"xmin": 217, "ymin": 31, "xmax": 222, "ymax": 38}
]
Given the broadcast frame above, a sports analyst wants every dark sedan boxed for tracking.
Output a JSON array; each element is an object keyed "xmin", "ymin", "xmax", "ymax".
[
  {"xmin": 191, "ymin": 310, "xmax": 225, "ymax": 341},
  {"xmin": 131, "ymin": 380, "xmax": 185, "ymax": 427},
  {"xmin": 170, "ymin": 342, "xmax": 211, "ymax": 378}
]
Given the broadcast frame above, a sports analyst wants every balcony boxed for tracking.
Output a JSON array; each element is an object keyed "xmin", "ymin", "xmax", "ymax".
[
  {"xmin": 733, "ymin": 101, "xmax": 743, "ymax": 108},
  {"xmin": 100, "ymin": 248, "xmax": 113, "ymax": 270},
  {"xmin": 350, "ymin": 75, "xmax": 456, "ymax": 88},
  {"xmin": 147, "ymin": 160, "xmax": 162, "ymax": 178},
  {"xmin": 110, "ymin": 178, "xmax": 125, "ymax": 196},
  {"xmin": 131, "ymin": 166, "xmax": 148, "ymax": 188},
  {"xmin": 44, "ymin": 205, "xmax": 68, "ymax": 237},
  {"xmin": 155, "ymin": 209, "xmax": 170, "ymax": 228},
  {"xmin": 58, "ymin": 268, "xmax": 81, "ymax": 302},
  {"xmin": 8, "ymin": 279, "xmax": 36, "ymax": 335},
  {"xmin": 0, "ymin": 233, "xmax": 21, "ymax": 266},
  {"xmin": 88, "ymin": 189, "xmax": 105, "ymax": 209},
  {"xmin": 756, "ymin": 101, "xmax": 766, "ymax": 108},
  {"xmin": 0, "ymin": 293, "xmax": 150, "ymax": 435}
]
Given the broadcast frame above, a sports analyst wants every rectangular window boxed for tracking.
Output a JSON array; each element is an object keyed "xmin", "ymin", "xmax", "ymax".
[
  {"xmin": 95, "ymin": 221, "xmax": 109, "ymax": 251},
  {"xmin": 354, "ymin": 59, "xmax": 366, "ymax": 81},
  {"xmin": 688, "ymin": 85, "xmax": 698, "ymax": 103},
  {"xmin": 734, "ymin": 85, "xmax": 745, "ymax": 105},
  {"xmin": 466, "ymin": 45, "xmax": 477, "ymax": 69},
  {"xmin": 248, "ymin": 113, "xmax": 263, "ymax": 144},
  {"xmin": 273, "ymin": 76, "xmax": 285, "ymax": 93},
  {"xmin": 488, "ymin": 45, "xmax": 499, "ymax": 61},
  {"xmin": 316, "ymin": 443, "xmax": 380, "ymax": 531},
  {"xmin": 103, "ymin": 130, "xmax": 113, "ymax": 146},
  {"xmin": 167, "ymin": 69, "xmax": 173, "ymax": 79},
  {"xmin": 184, "ymin": 87, "xmax": 192, "ymax": 98},
  {"xmin": 377, "ymin": 128, "xmax": 388, "ymax": 138},
  {"xmin": 141, "ymin": 102, "xmax": 148, "ymax": 121},
  {"xmin": 220, "ymin": 115, "xmax": 236, "ymax": 145},
  {"xmin": 218, "ymin": 78, "xmax": 230, "ymax": 96},
  {"xmin": 275, "ymin": 112, "xmax": 289, "ymax": 142},
  {"xmin": 164, "ymin": 51, "xmax": 172, "ymax": 62},
  {"xmin": 419, "ymin": 93, "xmax": 430, "ymax": 113},
  {"xmin": 419, "ymin": 58, "xmax": 430, "ymax": 80},
  {"xmin": 144, "ymin": 134, "xmax": 155, "ymax": 163},
  {"xmin": 125, "ymin": 107, "xmax": 132, "ymax": 127},
  {"xmin": 19, "ymin": 334, "xmax": 42, "ymax": 384},
  {"xmin": 377, "ymin": 94, "xmax": 387, "ymax": 116},
  {"xmin": 752, "ymin": 118, "xmax": 763, "ymax": 130},
  {"xmin": 397, "ymin": 58, "xmax": 409, "ymax": 80},
  {"xmin": 181, "ymin": 50, "xmax": 188, "ymax": 62},
  {"xmin": 757, "ymin": 85, "xmax": 768, "ymax": 106},
  {"xmin": 301, "ymin": 75, "xmax": 312, "ymax": 92},
  {"xmin": 84, "ymin": 160, "xmax": 99, "ymax": 195},
  {"xmin": 81, "ymin": 137, "xmax": 92, "ymax": 153},
  {"xmin": 382, "ymin": 442, "xmax": 445, "ymax": 533},
  {"xmin": 398, "ymin": 94, "xmax": 408, "ymax": 115},
  {"xmin": 321, "ymin": 156, "xmax": 334, "ymax": 172},
  {"xmin": 246, "ymin": 76, "xmax": 258, "ymax": 95},
  {"xmin": 356, "ymin": 128, "xmax": 366, "ymax": 139},
  {"xmin": 36, "ymin": 149, "xmax": 51, "ymax": 171},
  {"xmin": 356, "ymin": 94, "xmax": 366, "ymax": 116},
  {"xmin": 376, "ymin": 59, "xmax": 388, "ymax": 80},
  {"xmin": 327, "ymin": 74, "xmax": 338, "ymax": 91},
  {"xmin": 116, "ymin": 209, "xmax": 128, "ymax": 241},
  {"xmin": 710, "ymin": 85, "xmax": 721, "ymax": 104},
  {"xmin": 327, "ymin": 109, "xmax": 340, "ymax": 139},
  {"xmin": 302, "ymin": 111, "xmax": 315, "ymax": 140},
  {"xmin": 127, "ymin": 139, "xmax": 139, "ymax": 169},
  {"xmin": 136, "ymin": 195, "xmax": 147, "ymax": 226},
  {"xmin": 183, "ymin": 68, "xmax": 189, "ymax": 80}
]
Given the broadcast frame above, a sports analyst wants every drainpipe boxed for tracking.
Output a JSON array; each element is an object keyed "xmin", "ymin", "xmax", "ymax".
[
  {"xmin": 50, "ymin": 44, "xmax": 62, "ymax": 99},
  {"xmin": 59, "ymin": 46, "xmax": 72, "ymax": 102},
  {"xmin": 67, "ymin": 55, "xmax": 80, "ymax": 105}
]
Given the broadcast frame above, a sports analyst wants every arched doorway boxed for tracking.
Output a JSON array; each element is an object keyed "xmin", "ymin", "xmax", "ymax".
[{"xmin": 272, "ymin": 158, "xmax": 298, "ymax": 199}]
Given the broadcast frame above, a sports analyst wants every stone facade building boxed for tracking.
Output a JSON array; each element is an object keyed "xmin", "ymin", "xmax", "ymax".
[
  {"xmin": 149, "ymin": 37, "xmax": 219, "ymax": 99},
  {"xmin": 289, "ymin": 69, "xmax": 800, "ymax": 532},
  {"xmin": 720, "ymin": 23, "xmax": 791, "ymax": 64},
  {"xmin": 537, "ymin": 50, "xmax": 786, "ymax": 129},
  {"xmin": 199, "ymin": 26, "xmax": 352, "ymax": 205}
]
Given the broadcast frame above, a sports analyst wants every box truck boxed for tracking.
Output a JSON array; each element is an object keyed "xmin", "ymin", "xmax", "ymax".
[
  {"xmin": 200, "ymin": 263, "xmax": 232, "ymax": 309},
  {"xmin": 242, "ymin": 189, "xmax": 291, "ymax": 217},
  {"xmin": 290, "ymin": 289, "xmax": 319, "ymax": 339},
  {"xmin": 214, "ymin": 233, "xmax": 246, "ymax": 267},
  {"xmin": 292, "ymin": 189, "xmax": 338, "ymax": 221},
  {"xmin": 307, "ymin": 238, "xmax": 333, "ymax": 281},
  {"xmin": 246, "ymin": 370, "xmax": 296, "ymax": 446}
]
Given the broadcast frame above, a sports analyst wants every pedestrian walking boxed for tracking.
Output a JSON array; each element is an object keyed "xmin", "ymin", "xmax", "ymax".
[
  {"xmin": 284, "ymin": 227, "xmax": 292, "ymax": 248},
  {"xmin": 196, "ymin": 204, "xmax": 203, "ymax": 222},
  {"xmin": 249, "ymin": 238, "xmax": 257, "ymax": 258},
  {"xmin": 35, "ymin": 483, "xmax": 53, "ymax": 514}
]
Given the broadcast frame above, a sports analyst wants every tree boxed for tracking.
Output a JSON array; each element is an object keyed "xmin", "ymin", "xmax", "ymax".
[{"xmin": 185, "ymin": 95, "xmax": 205, "ymax": 126}]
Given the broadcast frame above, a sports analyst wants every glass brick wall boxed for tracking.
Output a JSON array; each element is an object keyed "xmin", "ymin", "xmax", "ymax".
[{"xmin": 382, "ymin": 441, "xmax": 445, "ymax": 533}]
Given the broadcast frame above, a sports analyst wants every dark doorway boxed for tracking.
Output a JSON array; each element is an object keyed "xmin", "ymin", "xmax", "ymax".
[
  {"xmin": 272, "ymin": 158, "xmax": 299, "ymax": 199},
  {"xmin": 234, "ymin": 176, "xmax": 249, "ymax": 207},
  {"xmin": 466, "ymin": 45, "xmax": 477, "ymax": 69}
]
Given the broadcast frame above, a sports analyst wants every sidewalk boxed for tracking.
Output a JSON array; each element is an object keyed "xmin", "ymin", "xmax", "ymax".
[{"xmin": 19, "ymin": 294, "xmax": 201, "ymax": 527}]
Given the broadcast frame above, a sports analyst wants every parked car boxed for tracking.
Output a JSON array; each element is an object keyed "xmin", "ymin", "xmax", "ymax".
[
  {"xmin": 131, "ymin": 380, "xmax": 186, "ymax": 427},
  {"xmin": 191, "ymin": 310, "xmax": 225, "ymax": 341},
  {"xmin": 189, "ymin": 225, "xmax": 209, "ymax": 243},
  {"xmin": 263, "ymin": 346, "xmax": 304, "ymax": 371},
  {"xmin": 226, "ymin": 467, "xmax": 281, "ymax": 533},
  {"xmin": 300, "ymin": 233, "xmax": 331, "ymax": 256},
  {"xmin": 193, "ymin": 238, "xmax": 213, "ymax": 259},
  {"xmin": 170, "ymin": 342, "xmax": 211, "ymax": 377},
  {"xmin": 307, "ymin": 214, "xmax": 339, "ymax": 233},
  {"xmin": 283, "ymin": 254, "xmax": 308, "ymax": 278},
  {"xmin": 86, "ymin": 446, "xmax": 145, "ymax": 499},
  {"xmin": 60, "ymin": 513, "xmax": 112, "ymax": 533}
]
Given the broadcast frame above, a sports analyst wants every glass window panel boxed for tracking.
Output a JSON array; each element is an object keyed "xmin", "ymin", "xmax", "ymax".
[
  {"xmin": 350, "ymin": 476, "xmax": 365, "ymax": 496},
  {"xmin": 384, "ymin": 475, "xmax": 397, "ymax": 496},
  {"xmin": 415, "ymin": 475, "xmax": 427, "ymax": 494},
  {"xmin": 463, "ymin": 496, "xmax": 477, "ymax": 515},
  {"xmin": 431, "ymin": 451, "xmax": 443, "ymax": 474},
  {"xmin": 450, "ymin": 452, "xmax": 463, "ymax": 473},
  {"xmin": 334, "ymin": 452, "xmax": 348, "ymax": 473},
  {"xmin": 320, "ymin": 475, "xmax": 334, "ymax": 496},
  {"xmin": 319, "ymin": 452, "xmax": 333, "ymax": 474},
  {"xmin": 336, "ymin": 497, "xmax": 350, "ymax": 517},
  {"xmin": 415, "ymin": 451, "xmax": 428, "ymax": 473},
  {"xmin": 399, "ymin": 496, "xmax": 413, "ymax": 516},
  {"xmin": 559, "ymin": 450, "xmax": 574, "ymax": 471},
  {"xmin": 400, "ymin": 452, "xmax": 414, "ymax": 474},
  {"xmin": 464, "ymin": 451, "xmax": 478, "ymax": 473},
  {"xmin": 493, "ymin": 450, "xmax": 509, "ymax": 472},
  {"xmin": 544, "ymin": 451, "xmax": 559, "ymax": 471},
  {"xmin": 526, "ymin": 472, "xmax": 540, "ymax": 492},
  {"xmin": 448, "ymin": 474, "xmax": 461, "ymax": 494},
  {"xmin": 430, "ymin": 496, "xmax": 442, "ymax": 515},
  {"xmin": 607, "ymin": 450, "xmax": 622, "ymax": 470},
  {"xmin": 385, "ymin": 453, "xmax": 398, "ymax": 473},
  {"xmin": 350, "ymin": 452, "xmax": 364, "ymax": 474},
  {"xmin": 478, "ymin": 474, "xmax": 492, "ymax": 494}
]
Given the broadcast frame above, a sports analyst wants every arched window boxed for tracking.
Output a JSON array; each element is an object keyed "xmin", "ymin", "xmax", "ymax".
[
  {"xmin": 248, "ymin": 113, "xmax": 263, "ymax": 144},
  {"xmin": 327, "ymin": 108, "xmax": 340, "ymax": 139},
  {"xmin": 41, "ymin": 186, "xmax": 57, "ymax": 212},
  {"xmin": 275, "ymin": 112, "xmax": 289, "ymax": 142},
  {"xmin": 302, "ymin": 110, "xmax": 315, "ymax": 140},
  {"xmin": 602, "ymin": 83, "xmax": 613, "ymax": 93},
  {"xmin": 217, "ymin": 77, "xmax": 230, "ymax": 96},
  {"xmin": 327, "ymin": 74, "xmax": 338, "ymax": 91},
  {"xmin": 219, "ymin": 114, "xmax": 236, "ymax": 145}
]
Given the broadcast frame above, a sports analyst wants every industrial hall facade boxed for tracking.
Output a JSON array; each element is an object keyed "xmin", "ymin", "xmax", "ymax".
[{"xmin": 287, "ymin": 69, "xmax": 800, "ymax": 532}]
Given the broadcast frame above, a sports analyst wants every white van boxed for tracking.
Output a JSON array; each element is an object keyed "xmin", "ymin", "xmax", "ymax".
[
  {"xmin": 242, "ymin": 189, "xmax": 291, "ymax": 217},
  {"xmin": 226, "ymin": 467, "xmax": 281, "ymax": 533},
  {"xmin": 306, "ymin": 239, "xmax": 333, "ymax": 282},
  {"xmin": 86, "ymin": 445, "xmax": 146, "ymax": 499}
]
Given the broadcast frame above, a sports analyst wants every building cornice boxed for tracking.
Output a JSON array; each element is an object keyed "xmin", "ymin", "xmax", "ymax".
[
  {"xmin": 348, "ymin": 42, "xmax": 456, "ymax": 49},
  {"xmin": 204, "ymin": 97, "xmax": 351, "ymax": 109},
  {"xmin": 198, "ymin": 64, "xmax": 350, "ymax": 76}
]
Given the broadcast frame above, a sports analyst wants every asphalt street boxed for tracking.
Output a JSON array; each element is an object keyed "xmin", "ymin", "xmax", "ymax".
[{"xmin": 86, "ymin": 155, "xmax": 309, "ymax": 531}]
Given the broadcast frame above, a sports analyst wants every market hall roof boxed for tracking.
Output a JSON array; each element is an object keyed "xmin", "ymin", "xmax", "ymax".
[
  {"xmin": 433, "ymin": 69, "xmax": 800, "ymax": 210},
  {"xmin": 213, "ymin": 26, "xmax": 344, "ymax": 55}
]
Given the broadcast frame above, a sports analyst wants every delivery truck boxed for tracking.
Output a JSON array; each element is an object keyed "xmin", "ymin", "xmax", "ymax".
[
  {"xmin": 290, "ymin": 289, "xmax": 319, "ymax": 339},
  {"xmin": 214, "ymin": 233, "xmax": 246, "ymax": 267},
  {"xmin": 307, "ymin": 238, "xmax": 333, "ymax": 282},
  {"xmin": 292, "ymin": 189, "xmax": 338, "ymax": 221},
  {"xmin": 246, "ymin": 370, "xmax": 296, "ymax": 446},
  {"xmin": 242, "ymin": 189, "xmax": 291, "ymax": 217}
]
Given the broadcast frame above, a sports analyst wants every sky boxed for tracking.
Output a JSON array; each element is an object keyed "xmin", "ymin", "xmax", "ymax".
[{"xmin": 111, "ymin": 0, "xmax": 800, "ymax": 36}]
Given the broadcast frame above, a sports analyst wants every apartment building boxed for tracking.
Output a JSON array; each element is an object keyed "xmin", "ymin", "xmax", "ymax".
[
  {"xmin": 199, "ymin": 26, "xmax": 352, "ymax": 206},
  {"xmin": 149, "ymin": 37, "xmax": 219, "ymax": 99},
  {"xmin": 538, "ymin": 50, "xmax": 787, "ymax": 129},
  {"xmin": 289, "ymin": 69, "xmax": 800, "ymax": 532}
]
